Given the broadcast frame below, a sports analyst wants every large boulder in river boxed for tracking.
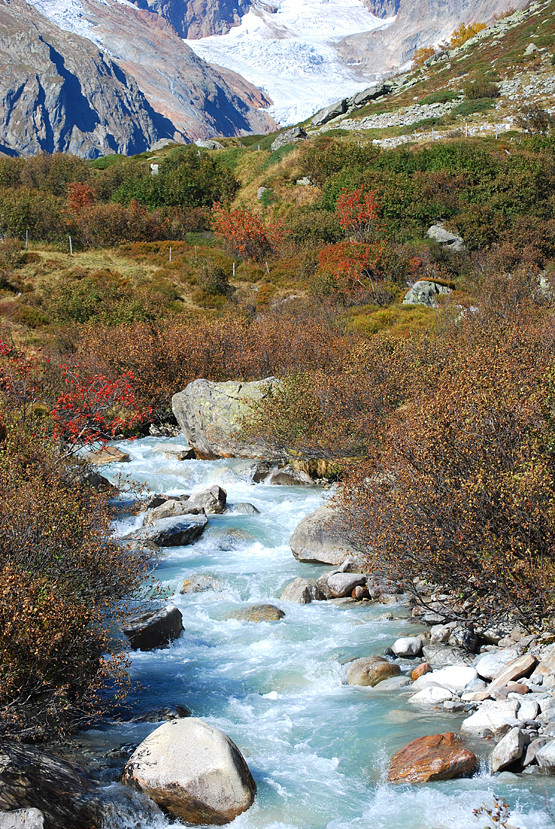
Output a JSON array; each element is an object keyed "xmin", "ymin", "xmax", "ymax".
[
  {"xmin": 172, "ymin": 378, "xmax": 279, "ymax": 459},
  {"xmin": 0, "ymin": 742, "xmax": 101, "ymax": 829},
  {"xmin": 122, "ymin": 719, "xmax": 256, "ymax": 825},
  {"xmin": 289, "ymin": 503, "xmax": 360, "ymax": 566},
  {"xmin": 128, "ymin": 515, "xmax": 207, "ymax": 547},
  {"xmin": 123, "ymin": 605, "xmax": 183, "ymax": 651},
  {"xmin": 388, "ymin": 733, "xmax": 478, "ymax": 784}
]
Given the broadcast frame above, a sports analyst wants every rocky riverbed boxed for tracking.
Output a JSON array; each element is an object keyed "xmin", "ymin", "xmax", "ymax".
[{"xmin": 4, "ymin": 436, "xmax": 555, "ymax": 828}]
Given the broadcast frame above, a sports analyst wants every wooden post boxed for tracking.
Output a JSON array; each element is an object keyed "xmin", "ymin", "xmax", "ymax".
[
  {"xmin": 25, "ymin": 229, "xmax": 28, "ymax": 250},
  {"xmin": 232, "ymin": 262, "xmax": 236, "ymax": 278},
  {"xmin": 69, "ymin": 235, "xmax": 73, "ymax": 255},
  {"xmin": 169, "ymin": 246, "xmax": 172, "ymax": 262},
  {"xmin": 265, "ymin": 262, "xmax": 270, "ymax": 274},
  {"xmin": 194, "ymin": 245, "xmax": 197, "ymax": 260},
  {"xmin": 258, "ymin": 144, "xmax": 261, "ymax": 151}
]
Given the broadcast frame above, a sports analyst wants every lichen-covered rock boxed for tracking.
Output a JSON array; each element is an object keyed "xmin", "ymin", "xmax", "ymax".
[
  {"xmin": 0, "ymin": 810, "xmax": 44, "ymax": 829},
  {"xmin": 123, "ymin": 605, "xmax": 183, "ymax": 651},
  {"xmin": 402, "ymin": 280, "xmax": 453, "ymax": 308},
  {"xmin": 388, "ymin": 732, "xmax": 478, "ymax": 784},
  {"xmin": 270, "ymin": 126, "xmax": 308, "ymax": 152},
  {"xmin": 426, "ymin": 223, "xmax": 465, "ymax": 252},
  {"xmin": 122, "ymin": 719, "xmax": 256, "ymax": 825},
  {"xmin": 172, "ymin": 378, "xmax": 279, "ymax": 459},
  {"xmin": 311, "ymin": 98, "xmax": 347, "ymax": 126}
]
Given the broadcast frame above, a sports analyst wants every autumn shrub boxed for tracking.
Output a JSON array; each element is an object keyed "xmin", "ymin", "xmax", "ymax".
[
  {"xmin": 0, "ymin": 187, "xmax": 66, "ymax": 241},
  {"xmin": 463, "ymin": 72, "xmax": 500, "ymax": 100},
  {"xmin": 340, "ymin": 317, "xmax": 555, "ymax": 627},
  {"xmin": 449, "ymin": 21, "xmax": 487, "ymax": 48},
  {"xmin": 74, "ymin": 200, "xmax": 167, "ymax": 248},
  {"xmin": 0, "ymin": 419, "xmax": 151, "ymax": 738},
  {"xmin": 413, "ymin": 46, "xmax": 436, "ymax": 66},
  {"xmin": 211, "ymin": 203, "xmax": 288, "ymax": 261},
  {"xmin": 246, "ymin": 333, "xmax": 453, "ymax": 460},
  {"xmin": 71, "ymin": 312, "xmax": 352, "ymax": 420},
  {"xmin": 194, "ymin": 259, "xmax": 231, "ymax": 296},
  {"xmin": 517, "ymin": 104, "xmax": 555, "ymax": 135}
]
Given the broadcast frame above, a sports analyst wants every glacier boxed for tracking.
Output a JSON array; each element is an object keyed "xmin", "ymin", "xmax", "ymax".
[{"xmin": 185, "ymin": 0, "xmax": 395, "ymax": 126}]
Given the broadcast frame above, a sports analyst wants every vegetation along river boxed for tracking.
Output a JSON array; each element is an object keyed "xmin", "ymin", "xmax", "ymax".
[{"xmin": 81, "ymin": 436, "xmax": 555, "ymax": 829}]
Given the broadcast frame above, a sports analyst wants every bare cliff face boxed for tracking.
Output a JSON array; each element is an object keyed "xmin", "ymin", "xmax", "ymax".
[
  {"xmin": 0, "ymin": 0, "xmax": 275, "ymax": 157},
  {"xmin": 343, "ymin": 0, "xmax": 529, "ymax": 73},
  {"xmin": 76, "ymin": 0, "xmax": 274, "ymax": 140},
  {"xmin": 129, "ymin": 0, "xmax": 251, "ymax": 38},
  {"xmin": 0, "ymin": 0, "xmax": 173, "ymax": 157}
]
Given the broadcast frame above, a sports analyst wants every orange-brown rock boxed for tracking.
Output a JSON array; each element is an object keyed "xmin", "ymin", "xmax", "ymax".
[
  {"xmin": 411, "ymin": 662, "xmax": 432, "ymax": 681},
  {"xmin": 388, "ymin": 732, "xmax": 478, "ymax": 784}
]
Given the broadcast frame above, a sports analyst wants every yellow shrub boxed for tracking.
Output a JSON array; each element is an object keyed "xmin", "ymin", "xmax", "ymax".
[{"xmin": 449, "ymin": 22, "xmax": 486, "ymax": 49}]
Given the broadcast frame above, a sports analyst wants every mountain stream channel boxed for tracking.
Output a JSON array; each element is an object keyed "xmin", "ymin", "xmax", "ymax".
[{"xmin": 79, "ymin": 436, "xmax": 555, "ymax": 829}]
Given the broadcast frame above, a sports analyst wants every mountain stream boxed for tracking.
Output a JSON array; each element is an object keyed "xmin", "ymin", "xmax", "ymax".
[{"xmin": 81, "ymin": 437, "xmax": 555, "ymax": 829}]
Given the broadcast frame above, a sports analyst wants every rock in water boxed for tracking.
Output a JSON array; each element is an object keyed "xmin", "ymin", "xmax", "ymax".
[
  {"xmin": 172, "ymin": 378, "xmax": 279, "ymax": 459},
  {"xmin": 226, "ymin": 604, "xmax": 285, "ymax": 622},
  {"xmin": 0, "ymin": 742, "xmax": 101, "ymax": 829},
  {"xmin": 123, "ymin": 605, "xmax": 183, "ymax": 650},
  {"xmin": 85, "ymin": 446, "xmax": 130, "ymax": 465},
  {"xmin": 280, "ymin": 577, "xmax": 322, "ymax": 604},
  {"xmin": 346, "ymin": 656, "xmax": 400, "ymax": 687},
  {"xmin": 289, "ymin": 503, "xmax": 360, "ymax": 566},
  {"xmin": 129, "ymin": 515, "xmax": 208, "ymax": 547},
  {"xmin": 122, "ymin": 719, "xmax": 256, "ymax": 824},
  {"xmin": 388, "ymin": 732, "xmax": 478, "ymax": 784}
]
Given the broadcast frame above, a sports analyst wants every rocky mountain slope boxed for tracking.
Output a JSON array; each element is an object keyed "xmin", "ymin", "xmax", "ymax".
[
  {"xmin": 0, "ymin": 0, "xmax": 173, "ymax": 157},
  {"xmin": 129, "ymin": 0, "xmax": 250, "ymax": 38},
  {"xmin": 340, "ymin": 0, "xmax": 531, "ymax": 73},
  {"xmin": 0, "ymin": 0, "xmax": 275, "ymax": 157}
]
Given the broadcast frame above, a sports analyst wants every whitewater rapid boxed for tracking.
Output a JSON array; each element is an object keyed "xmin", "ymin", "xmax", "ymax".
[{"xmin": 83, "ymin": 437, "xmax": 555, "ymax": 828}]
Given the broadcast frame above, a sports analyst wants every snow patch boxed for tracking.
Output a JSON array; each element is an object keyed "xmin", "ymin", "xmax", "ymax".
[{"xmin": 185, "ymin": 0, "xmax": 395, "ymax": 125}]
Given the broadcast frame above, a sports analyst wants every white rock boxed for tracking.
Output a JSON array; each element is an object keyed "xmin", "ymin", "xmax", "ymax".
[
  {"xmin": 517, "ymin": 698, "xmax": 540, "ymax": 722},
  {"xmin": 122, "ymin": 719, "xmax": 256, "ymax": 824},
  {"xmin": 461, "ymin": 699, "xmax": 520, "ymax": 738},
  {"xmin": 408, "ymin": 685, "xmax": 453, "ymax": 706},
  {"xmin": 392, "ymin": 636, "xmax": 423, "ymax": 658},
  {"xmin": 411, "ymin": 665, "xmax": 477, "ymax": 692},
  {"xmin": 474, "ymin": 649, "xmax": 520, "ymax": 680},
  {"xmin": 535, "ymin": 739, "xmax": 555, "ymax": 772},
  {"xmin": 491, "ymin": 727, "xmax": 526, "ymax": 773}
]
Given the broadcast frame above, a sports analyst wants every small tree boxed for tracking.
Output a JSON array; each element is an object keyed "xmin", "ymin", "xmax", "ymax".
[
  {"xmin": 211, "ymin": 202, "xmax": 287, "ymax": 261},
  {"xmin": 50, "ymin": 366, "xmax": 150, "ymax": 451},
  {"xmin": 318, "ymin": 187, "xmax": 386, "ymax": 292},
  {"xmin": 450, "ymin": 21, "xmax": 486, "ymax": 49}
]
